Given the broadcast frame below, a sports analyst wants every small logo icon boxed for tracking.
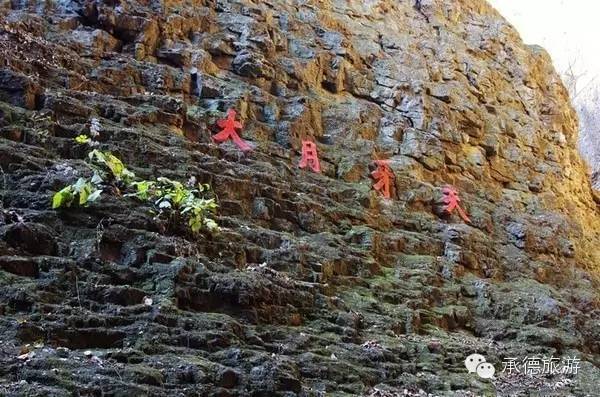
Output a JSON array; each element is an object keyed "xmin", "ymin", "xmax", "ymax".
[
  {"xmin": 476, "ymin": 362, "xmax": 496, "ymax": 379},
  {"xmin": 465, "ymin": 353, "xmax": 495, "ymax": 379}
]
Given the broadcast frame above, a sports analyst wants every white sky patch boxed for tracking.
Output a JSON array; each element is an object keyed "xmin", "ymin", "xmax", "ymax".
[{"xmin": 487, "ymin": 0, "xmax": 600, "ymax": 98}]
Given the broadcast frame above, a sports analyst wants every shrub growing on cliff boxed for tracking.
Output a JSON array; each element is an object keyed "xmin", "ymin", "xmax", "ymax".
[
  {"xmin": 52, "ymin": 177, "xmax": 102, "ymax": 208},
  {"xmin": 51, "ymin": 148, "xmax": 134, "ymax": 208},
  {"xmin": 88, "ymin": 149, "xmax": 135, "ymax": 183},
  {"xmin": 51, "ymin": 129, "xmax": 219, "ymax": 234},
  {"xmin": 51, "ymin": 148, "xmax": 129, "ymax": 209},
  {"xmin": 127, "ymin": 177, "xmax": 219, "ymax": 233}
]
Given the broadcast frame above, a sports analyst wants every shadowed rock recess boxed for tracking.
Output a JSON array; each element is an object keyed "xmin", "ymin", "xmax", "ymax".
[{"xmin": 0, "ymin": 0, "xmax": 599, "ymax": 396}]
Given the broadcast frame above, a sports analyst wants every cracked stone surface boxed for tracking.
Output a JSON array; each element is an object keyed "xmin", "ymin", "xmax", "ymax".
[{"xmin": 0, "ymin": 0, "xmax": 599, "ymax": 396}]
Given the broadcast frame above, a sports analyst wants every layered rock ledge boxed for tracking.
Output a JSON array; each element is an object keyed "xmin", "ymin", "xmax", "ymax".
[{"xmin": 0, "ymin": 0, "xmax": 599, "ymax": 396}]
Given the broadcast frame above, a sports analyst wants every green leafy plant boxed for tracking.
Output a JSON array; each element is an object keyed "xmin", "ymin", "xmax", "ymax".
[
  {"xmin": 51, "ymin": 149, "xmax": 130, "ymax": 210},
  {"xmin": 52, "ymin": 177, "xmax": 102, "ymax": 209},
  {"xmin": 52, "ymin": 140, "xmax": 218, "ymax": 234},
  {"xmin": 75, "ymin": 134, "xmax": 91, "ymax": 145},
  {"xmin": 127, "ymin": 177, "xmax": 219, "ymax": 233},
  {"xmin": 129, "ymin": 180, "xmax": 155, "ymax": 201},
  {"xmin": 184, "ymin": 198, "xmax": 219, "ymax": 233},
  {"xmin": 88, "ymin": 149, "xmax": 135, "ymax": 182}
]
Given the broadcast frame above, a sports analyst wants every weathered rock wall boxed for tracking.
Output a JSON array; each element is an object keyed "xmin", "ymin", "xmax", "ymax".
[{"xmin": 0, "ymin": 0, "xmax": 599, "ymax": 396}]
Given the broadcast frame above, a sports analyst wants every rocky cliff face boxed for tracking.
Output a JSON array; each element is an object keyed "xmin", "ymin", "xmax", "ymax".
[{"xmin": 1, "ymin": 0, "xmax": 599, "ymax": 396}]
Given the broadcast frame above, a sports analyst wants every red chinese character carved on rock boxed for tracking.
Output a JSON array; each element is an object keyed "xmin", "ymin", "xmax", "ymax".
[
  {"xmin": 442, "ymin": 185, "xmax": 470, "ymax": 223},
  {"xmin": 298, "ymin": 140, "xmax": 321, "ymax": 173},
  {"xmin": 371, "ymin": 160, "xmax": 394, "ymax": 199},
  {"xmin": 213, "ymin": 109, "xmax": 252, "ymax": 152}
]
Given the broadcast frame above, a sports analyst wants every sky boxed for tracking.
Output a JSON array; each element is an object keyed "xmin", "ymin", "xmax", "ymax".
[{"xmin": 487, "ymin": 0, "xmax": 600, "ymax": 99}]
